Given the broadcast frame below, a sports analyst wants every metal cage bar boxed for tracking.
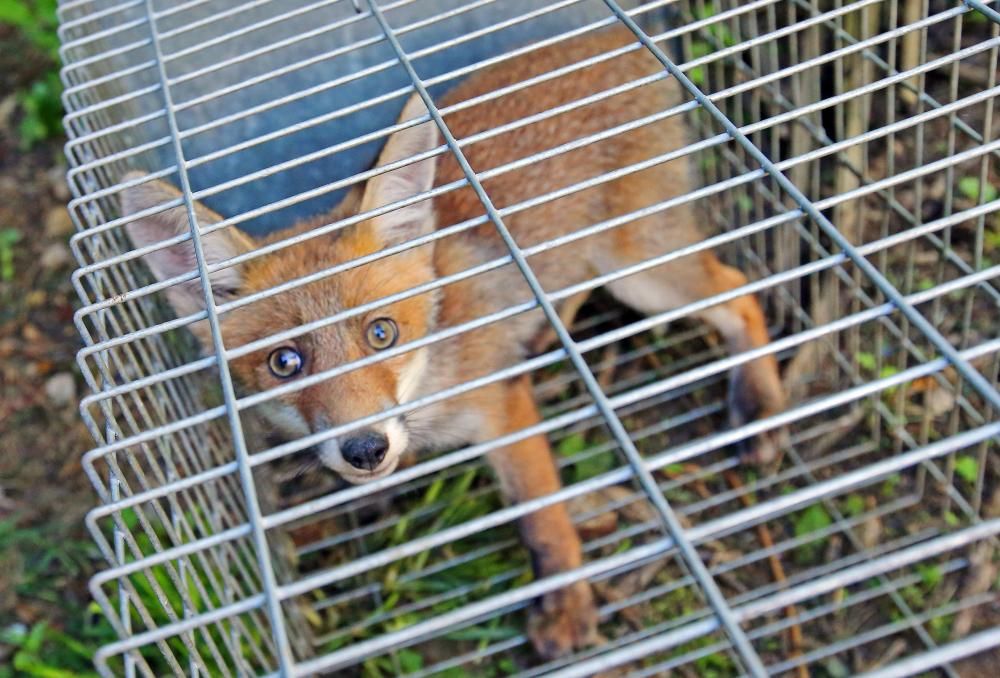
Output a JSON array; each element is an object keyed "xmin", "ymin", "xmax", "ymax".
[{"xmin": 58, "ymin": 0, "xmax": 1000, "ymax": 675}]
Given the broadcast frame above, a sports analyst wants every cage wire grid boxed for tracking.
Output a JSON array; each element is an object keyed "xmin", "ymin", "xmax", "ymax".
[{"xmin": 55, "ymin": 0, "xmax": 1000, "ymax": 676}]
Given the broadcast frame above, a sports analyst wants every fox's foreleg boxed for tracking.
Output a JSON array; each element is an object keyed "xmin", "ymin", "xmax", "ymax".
[{"xmin": 485, "ymin": 375, "xmax": 599, "ymax": 658}]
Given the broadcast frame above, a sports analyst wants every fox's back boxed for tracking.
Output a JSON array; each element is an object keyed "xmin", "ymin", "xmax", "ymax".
[
  {"xmin": 428, "ymin": 26, "xmax": 703, "ymax": 356},
  {"xmin": 435, "ymin": 26, "xmax": 696, "ymax": 253}
]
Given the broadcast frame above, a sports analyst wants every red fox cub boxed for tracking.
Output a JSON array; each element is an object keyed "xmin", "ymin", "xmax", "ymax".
[{"xmin": 122, "ymin": 26, "xmax": 785, "ymax": 658}]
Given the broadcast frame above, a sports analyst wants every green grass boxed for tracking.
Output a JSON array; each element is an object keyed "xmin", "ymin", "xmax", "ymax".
[
  {"xmin": 111, "ymin": 507, "xmax": 271, "ymax": 673},
  {"xmin": 0, "ymin": 517, "xmax": 114, "ymax": 678},
  {"xmin": 792, "ymin": 503, "xmax": 833, "ymax": 564},
  {"xmin": 309, "ymin": 426, "xmax": 666, "ymax": 675},
  {"xmin": 17, "ymin": 71, "xmax": 64, "ymax": 148},
  {"xmin": 0, "ymin": 228, "xmax": 23, "ymax": 282},
  {"xmin": 312, "ymin": 466, "xmax": 530, "ymax": 676},
  {"xmin": 335, "ymin": 430, "xmax": 636, "ymax": 675},
  {"xmin": 0, "ymin": 507, "xmax": 279, "ymax": 676},
  {"xmin": 1, "ymin": 621, "xmax": 102, "ymax": 678},
  {"xmin": 557, "ymin": 432, "xmax": 618, "ymax": 483},
  {"xmin": 958, "ymin": 176, "xmax": 999, "ymax": 203},
  {"xmin": 953, "ymin": 455, "xmax": 979, "ymax": 485}
]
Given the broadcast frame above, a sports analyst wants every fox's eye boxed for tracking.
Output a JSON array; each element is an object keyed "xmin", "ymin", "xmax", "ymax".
[
  {"xmin": 365, "ymin": 318, "xmax": 398, "ymax": 350},
  {"xmin": 268, "ymin": 347, "xmax": 303, "ymax": 378}
]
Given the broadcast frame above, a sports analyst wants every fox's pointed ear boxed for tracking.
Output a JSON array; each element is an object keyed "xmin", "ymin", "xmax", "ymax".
[
  {"xmin": 119, "ymin": 172, "xmax": 254, "ymax": 320},
  {"xmin": 360, "ymin": 95, "xmax": 440, "ymax": 247}
]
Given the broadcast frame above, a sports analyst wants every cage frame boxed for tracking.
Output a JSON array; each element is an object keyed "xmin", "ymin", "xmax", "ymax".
[{"xmin": 56, "ymin": 0, "xmax": 1000, "ymax": 676}]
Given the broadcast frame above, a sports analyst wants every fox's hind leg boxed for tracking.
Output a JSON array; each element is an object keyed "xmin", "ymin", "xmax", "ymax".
[
  {"xmin": 485, "ymin": 376, "xmax": 599, "ymax": 659},
  {"xmin": 600, "ymin": 244, "xmax": 786, "ymax": 463}
]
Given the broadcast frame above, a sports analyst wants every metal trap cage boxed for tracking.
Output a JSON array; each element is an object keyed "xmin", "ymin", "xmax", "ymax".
[{"xmin": 58, "ymin": 0, "xmax": 1000, "ymax": 676}]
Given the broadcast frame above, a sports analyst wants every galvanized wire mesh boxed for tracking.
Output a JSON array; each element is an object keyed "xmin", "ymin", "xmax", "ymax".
[{"xmin": 59, "ymin": 0, "xmax": 999, "ymax": 675}]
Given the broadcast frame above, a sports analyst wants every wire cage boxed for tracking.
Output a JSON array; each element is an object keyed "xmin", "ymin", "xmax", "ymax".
[{"xmin": 58, "ymin": 0, "xmax": 999, "ymax": 676}]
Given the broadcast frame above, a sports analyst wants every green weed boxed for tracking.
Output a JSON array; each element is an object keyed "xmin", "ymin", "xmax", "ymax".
[
  {"xmin": 557, "ymin": 432, "xmax": 617, "ymax": 483},
  {"xmin": 17, "ymin": 72, "xmax": 64, "ymax": 148},
  {"xmin": 669, "ymin": 634, "xmax": 739, "ymax": 678},
  {"xmin": 820, "ymin": 656, "xmax": 852, "ymax": 678},
  {"xmin": 856, "ymin": 351, "xmax": 877, "ymax": 372},
  {"xmin": 953, "ymin": 455, "xmax": 979, "ymax": 485},
  {"xmin": 842, "ymin": 493, "xmax": 866, "ymax": 517},
  {"xmin": 900, "ymin": 563, "xmax": 944, "ymax": 611},
  {"xmin": 881, "ymin": 473, "xmax": 902, "ymax": 498},
  {"xmin": 0, "ymin": 621, "xmax": 102, "ymax": 678},
  {"xmin": 0, "ymin": 0, "xmax": 64, "ymax": 147},
  {"xmin": 985, "ymin": 225, "xmax": 1000, "ymax": 254},
  {"xmin": 792, "ymin": 503, "xmax": 832, "ymax": 563},
  {"xmin": 964, "ymin": 6, "xmax": 988, "ymax": 24},
  {"xmin": 694, "ymin": 4, "xmax": 737, "ymax": 48},
  {"xmin": 0, "ymin": 518, "xmax": 115, "ymax": 677},
  {"xmin": 317, "ymin": 466, "xmax": 527, "ymax": 673},
  {"xmin": 86, "ymin": 508, "xmax": 268, "ymax": 673},
  {"xmin": 687, "ymin": 39, "xmax": 711, "ymax": 86},
  {"xmin": 917, "ymin": 563, "xmax": 943, "ymax": 590},
  {"xmin": 927, "ymin": 614, "xmax": 953, "ymax": 643},
  {"xmin": 0, "ymin": 0, "xmax": 58, "ymax": 55},
  {"xmin": 0, "ymin": 228, "xmax": 22, "ymax": 281},
  {"xmin": 958, "ymin": 176, "xmax": 998, "ymax": 203}
]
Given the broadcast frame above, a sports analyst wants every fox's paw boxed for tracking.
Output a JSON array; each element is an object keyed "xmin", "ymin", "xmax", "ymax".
[
  {"xmin": 527, "ymin": 580, "xmax": 601, "ymax": 659},
  {"xmin": 735, "ymin": 425, "xmax": 789, "ymax": 466},
  {"xmin": 729, "ymin": 363, "xmax": 788, "ymax": 465}
]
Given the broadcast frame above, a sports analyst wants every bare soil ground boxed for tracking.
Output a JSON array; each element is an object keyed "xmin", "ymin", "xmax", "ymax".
[{"xmin": 0, "ymin": 28, "xmax": 102, "ymax": 666}]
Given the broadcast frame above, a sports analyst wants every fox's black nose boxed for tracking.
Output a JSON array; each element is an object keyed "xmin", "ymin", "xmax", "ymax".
[{"xmin": 341, "ymin": 431, "xmax": 389, "ymax": 471}]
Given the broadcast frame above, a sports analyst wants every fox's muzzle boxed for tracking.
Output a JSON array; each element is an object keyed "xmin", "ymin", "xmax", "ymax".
[{"xmin": 340, "ymin": 430, "xmax": 389, "ymax": 471}]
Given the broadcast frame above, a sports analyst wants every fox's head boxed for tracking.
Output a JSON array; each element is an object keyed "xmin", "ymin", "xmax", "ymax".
[{"xmin": 120, "ymin": 97, "xmax": 442, "ymax": 484}]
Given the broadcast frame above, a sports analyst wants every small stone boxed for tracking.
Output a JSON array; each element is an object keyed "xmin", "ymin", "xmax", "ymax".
[
  {"xmin": 576, "ymin": 510, "xmax": 619, "ymax": 540},
  {"xmin": 567, "ymin": 492, "xmax": 619, "ymax": 540},
  {"xmin": 48, "ymin": 166, "xmax": 71, "ymax": 202},
  {"xmin": 25, "ymin": 289, "xmax": 46, "ymax": 307},
  {"xmin": 21, "ymin": 323, "xmax": 42, "ymax": 343},
  {"xmin": 40, "ymin": 242, "xmax": 73, "ymax": 270},
  {"xmin": 925, "ymin": 387, "xmax": 955, "ymax": 417},
  {"xmin": 0, "ymin": 337, "xmax": 16, "ymax": 359},
  {"xmin": 44, "ymin": 207, "xmax": 74, "ymax": 239},
  {"xmin": 0, "ymin": 95, "xmax": 16, "ymax": 128},
  {"xmin": 45, "ymin": 372, "xmax": 77, "ymax": 407}
]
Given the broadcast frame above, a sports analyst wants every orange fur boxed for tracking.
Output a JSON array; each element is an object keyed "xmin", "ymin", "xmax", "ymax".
[{"xmin": 121, "ymin": 26, "xmax": 786, "ymax": 659}]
